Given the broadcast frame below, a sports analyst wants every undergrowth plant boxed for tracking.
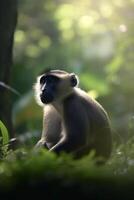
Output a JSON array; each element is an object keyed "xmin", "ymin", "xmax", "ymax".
[{"xmin": 0, "ymin": 120, "xmax": 9, "ymax": 158}]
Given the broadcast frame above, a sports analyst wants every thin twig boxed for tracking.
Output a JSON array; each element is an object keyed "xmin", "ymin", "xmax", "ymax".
[{"xmin": 0, "ymin": 81, "xmax": 21, "ymax": 96}]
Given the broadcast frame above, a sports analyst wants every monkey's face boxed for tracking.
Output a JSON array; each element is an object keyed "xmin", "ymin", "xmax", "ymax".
[
  {"xmin": 39, "ymin": 75, "xmax": 59, "ymax": 104},
  {"xmin": 34, "ymin": 70, "xmax": 79, "ymax": 106}
]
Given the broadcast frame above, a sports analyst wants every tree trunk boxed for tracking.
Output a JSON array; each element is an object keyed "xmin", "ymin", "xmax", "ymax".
[{"xmin": 0, "ymin": 0, "xmax": 17, "ymax": 138}]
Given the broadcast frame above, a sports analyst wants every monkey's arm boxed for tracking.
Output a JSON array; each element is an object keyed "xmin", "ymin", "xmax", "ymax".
[
  {"xmin": 49, "ymin": 131, "xmax": 87, "ymax": 154},
  {"xmin": 49, "ymin": 107, "xmax": 89, "ymax": 154},
  {"xmin": 35, "ymin": 105, "xmax": 61, "ymax": 149}
]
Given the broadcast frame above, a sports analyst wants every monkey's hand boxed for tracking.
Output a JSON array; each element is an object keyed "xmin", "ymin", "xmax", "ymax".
[
  {"xmin": 34, "ymin": 139, "xmax": 49, "ymax": 149},
  {"xmin": 49, "ymin": 137, "xmax": 73, "ymax": 154}
]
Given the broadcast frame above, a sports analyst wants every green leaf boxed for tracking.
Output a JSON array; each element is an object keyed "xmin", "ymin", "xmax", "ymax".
[{"xmin": 0, "ymin": 120, "xmax": 9, "ymax": 145}]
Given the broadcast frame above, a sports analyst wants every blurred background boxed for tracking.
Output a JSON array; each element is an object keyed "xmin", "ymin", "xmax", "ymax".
[{"xmin": 11, "ymin": 0, "xmax": 134, "ymax": 144}]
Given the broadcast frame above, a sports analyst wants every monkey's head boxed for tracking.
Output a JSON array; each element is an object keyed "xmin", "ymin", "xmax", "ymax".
[{"xmin": 34, "ymin": 70, "xmax": 79, "ymax": 106}]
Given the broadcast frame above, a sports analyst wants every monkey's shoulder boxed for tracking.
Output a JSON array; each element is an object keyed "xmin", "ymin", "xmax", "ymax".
[
  {"xmin": 76, "ymin": 88, "xmax": 107, "ymax": 110},
  {"xmin": 65, "ymin": 87, "xmax": 101, "ymax": 108},
  {"xmin": 64, "ymin": 88, "xmax": 109, "ymax": 120}
]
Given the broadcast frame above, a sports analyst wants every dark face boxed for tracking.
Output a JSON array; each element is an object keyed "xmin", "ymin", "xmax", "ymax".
[{"xmin": 40, "ymin": 75, "xmax": 59, "ymax": 104}]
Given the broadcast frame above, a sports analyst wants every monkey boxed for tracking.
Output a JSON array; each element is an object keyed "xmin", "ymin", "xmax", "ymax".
[{"xmin": 34, "ymin": 70, "xmax": 112, "ymax": 160}]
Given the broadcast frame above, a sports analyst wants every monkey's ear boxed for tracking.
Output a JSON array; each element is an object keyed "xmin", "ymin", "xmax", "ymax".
[{"xmin": 70, "ymin": 73, "xmax": 79, "ymax": 87}]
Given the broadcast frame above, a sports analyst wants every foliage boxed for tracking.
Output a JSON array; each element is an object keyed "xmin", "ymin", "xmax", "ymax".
[
  {"xmin": 0, "ymin": 138, "xmax": 134, "ymax": 198},
  {"xmin": 0, "ymin": 123, "xmax": 134, "ymax": 198},
  {"xmin": 0, "ymin": 120, "xmax": 9, "ymax": 158}
]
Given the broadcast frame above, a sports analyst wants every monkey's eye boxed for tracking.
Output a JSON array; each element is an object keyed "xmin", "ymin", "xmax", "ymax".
[
  {"xmin": 40, "ymin": 76, "xmax": 46, "ymax": 85},
  {"xmin": 40, "ymin": 75, "xmax": 59, "ymax": 85}
]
